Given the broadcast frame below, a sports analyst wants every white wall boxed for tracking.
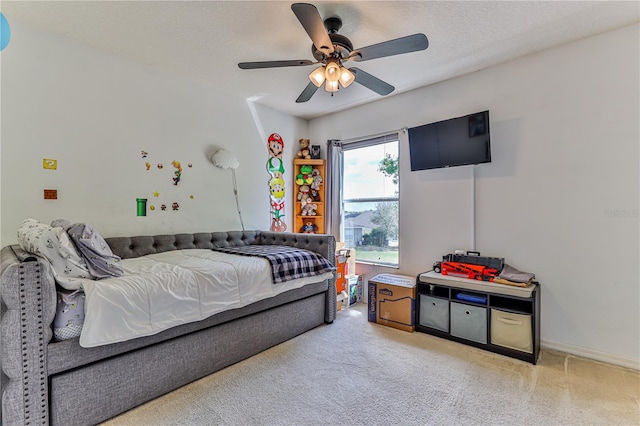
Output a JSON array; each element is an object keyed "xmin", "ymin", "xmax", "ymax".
[
  {"xmin": 310, "ymin": 24, "xmax": 640, "ymax": 366},
  {"xmin": 0, "ymin": 23, "xmax": 307, "ymax": 246}
]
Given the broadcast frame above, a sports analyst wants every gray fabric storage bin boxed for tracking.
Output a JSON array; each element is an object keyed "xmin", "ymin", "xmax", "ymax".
[
  {"xmin": 450, "ymin": 302, "xmax": 487, "ymax": 344},
  {"xmin": 419, "ymin": 294, "xmax": 449, "ymax": 332}
]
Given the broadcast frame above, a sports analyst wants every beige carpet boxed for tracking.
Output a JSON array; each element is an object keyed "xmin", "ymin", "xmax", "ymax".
[{"xmin": 104, "ymin": 304, "xmax": 639, "ymax": 426}]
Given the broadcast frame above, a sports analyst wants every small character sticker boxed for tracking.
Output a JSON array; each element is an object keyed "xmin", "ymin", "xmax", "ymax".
[{"xmin": 172, "ymin": 161, "xmax": 182, "ymax": 185}]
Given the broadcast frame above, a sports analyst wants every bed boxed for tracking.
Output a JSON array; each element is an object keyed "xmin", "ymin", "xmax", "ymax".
[{"xmin": 1, "ymin": 227, "xmax": 336, "ymax": 425}]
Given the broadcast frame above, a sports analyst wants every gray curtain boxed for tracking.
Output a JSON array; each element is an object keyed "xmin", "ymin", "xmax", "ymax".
[{"xmin": 325, "ymin": 139, "xmax": 342, "ymax": 239}]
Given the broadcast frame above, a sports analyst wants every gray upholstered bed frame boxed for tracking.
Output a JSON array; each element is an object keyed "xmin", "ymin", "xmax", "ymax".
[{"xmin": 1, "ymin": 230, "xmax": 336, "ymax": 425}]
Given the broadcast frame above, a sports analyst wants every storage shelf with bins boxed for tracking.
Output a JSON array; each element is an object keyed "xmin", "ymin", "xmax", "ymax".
[
  {"xmin": 416, "ymin": 271, "xmax": 540, "ymax": 364},
  {"xmin": 293, "ymin": 159, "xmax": 326, "ymax": 234}
]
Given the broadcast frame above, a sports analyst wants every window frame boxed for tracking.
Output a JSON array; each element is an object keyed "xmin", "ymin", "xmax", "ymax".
[{"xmin": 339, "ymin": 133, "xmax": 400, "ymax": 268}]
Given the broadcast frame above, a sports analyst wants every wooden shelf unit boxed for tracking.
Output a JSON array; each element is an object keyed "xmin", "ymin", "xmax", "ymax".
[{"xmin": 293, "ymin": 159, "xmax": 326, "ymax": 234}]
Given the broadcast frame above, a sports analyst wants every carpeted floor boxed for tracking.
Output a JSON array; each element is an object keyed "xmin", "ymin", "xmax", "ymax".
[{"xmin": 103, "ymin": 304, "xmax": 640, "ymax": 426}]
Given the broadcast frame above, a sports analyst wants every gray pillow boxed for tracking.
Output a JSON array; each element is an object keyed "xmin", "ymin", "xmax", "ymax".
[
  {"xmin": 53, "ymin": 289, "xmax": 85, "ymax": 341},
  {"xmin": 67, "ymin": 223, "xmax": 124, "ymax": 279}
]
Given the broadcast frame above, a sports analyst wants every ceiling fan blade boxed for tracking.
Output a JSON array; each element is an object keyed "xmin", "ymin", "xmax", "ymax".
[
  {"xmin": 350, "ymin": 33, "xmax": 428, "ymax": 62},
  {"xmin": 291, "ymin": 3, "xmax": 334, "ymax": 56},
  {"xmin": 238, "ymin": 60, "xmax": 315, "ymax": 69},
  {"xmin": 350, "ymin": 68, "xmax": 394, "ymax": 96},
  {"xmin": 296, "ymin": 82, "xmax": 319, "ymax": 103}
]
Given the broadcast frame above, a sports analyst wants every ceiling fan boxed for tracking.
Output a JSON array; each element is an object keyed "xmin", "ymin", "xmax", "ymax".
[{"xmin": 238, "ymin": 3, "xmax": 429, "ymax": 103}]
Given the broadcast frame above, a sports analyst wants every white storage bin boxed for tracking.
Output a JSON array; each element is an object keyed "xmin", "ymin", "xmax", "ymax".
[
  {"xmin": 450, "ymin": 302, "xmax": 487, "ymax": 344},
  {"xmin": 419, "ymin": 294, "xmax": 449, "ymax": 332},
  {"xmin": 490, "ymin": 309, "xmax": 533, "ymax": 353}
]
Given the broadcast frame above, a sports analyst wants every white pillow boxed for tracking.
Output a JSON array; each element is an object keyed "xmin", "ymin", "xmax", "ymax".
[{"xmin": 17, "ymin": 218, "xmax": 92, "ymax": 290}]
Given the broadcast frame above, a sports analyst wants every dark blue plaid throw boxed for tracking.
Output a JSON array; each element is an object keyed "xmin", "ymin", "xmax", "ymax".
[{"xmin": 212, "ymin": 245, "xmax": 335, "ymax": 284}]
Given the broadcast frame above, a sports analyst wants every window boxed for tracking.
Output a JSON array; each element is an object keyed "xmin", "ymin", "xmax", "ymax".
[{"xmin": 341, "ymin": 134, "xmax": 399, "ymax": 267}]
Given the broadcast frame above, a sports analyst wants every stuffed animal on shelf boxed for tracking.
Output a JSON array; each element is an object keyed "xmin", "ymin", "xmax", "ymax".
[
  {"xmin": 301, "ymin": 221, "xmax": 317, "ymax": 234},
  {"xmin": 297, "ymin": 185, "xmax": 310, "ymax": 201},
  {"xmin": 310, "ymin": 168, "xmax": 323, "ymax": 191},
  {"xmin": 299, "ymin": 192, "xmax": 312, "ymax": 207},
  {"xmin": 309, "ymin": 188, "xmax": 320, "ymax": 202},
  {"xmin": 310, "ymin": 145, "xmax": 321, "ymax": 159},
  {"xmin": 297, "ymin": 139, "xmax": 311, "ymax": 160},
  {"xmin": 295, "ymin": 165, "xmax": 314, "ymax": 185},
  {"xmin": 301, "ymin": 202, "xmax": 317, "ymax": 216}
]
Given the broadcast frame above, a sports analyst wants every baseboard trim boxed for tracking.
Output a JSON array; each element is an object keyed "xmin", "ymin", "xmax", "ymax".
[{"xmin": 541, "ymin": 339, "xmax": 639, "ymax": 370}]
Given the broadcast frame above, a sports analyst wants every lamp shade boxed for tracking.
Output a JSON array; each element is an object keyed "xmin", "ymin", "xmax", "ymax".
[
  {"xmin": 211, "ymin": 149, "xmax": 239, "ymax": 170},
  {"xmin": 325, "ymin": 79, "xmax": 339, "ymax": 93},
  {"xmin": 339, "ymin": 67, "xmax": 355, "ymax": 88},
  {"xmin": 309, "ymin": 66, "xmax": 326, "ymax": 87},
  {"xmin": 325, "ymin": 61, "xmax": 340, "ymax": 83}
]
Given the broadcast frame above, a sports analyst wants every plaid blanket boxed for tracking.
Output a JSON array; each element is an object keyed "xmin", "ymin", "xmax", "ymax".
[{"xmin": 212, "ymin": 245, "xmax": 335, "ymax": 284}]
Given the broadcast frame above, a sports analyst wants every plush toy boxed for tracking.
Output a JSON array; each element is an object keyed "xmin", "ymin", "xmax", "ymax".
[
  {"xmin": 310, "ymin": 168, "xmax": 323, "ymax": 190},
  {"xmin": 297, "ymin": 185, "xmax": 310, "ymax": 201},
  {"xmin": 310, "ymin": 145, "xmax": 321, "ymax": 159},
  {"xmin": 300, "ymin": 193, "xmax": 312, "ymax": 207},
  {"xmin": 297, "ymin": 139, "xmax": 311, "ymax": 160},
  {"xmin": 295, "ymin": 165, "xmax": 314, "ymax": 185},
  {"xmin": 299, "ymin": 147, "xmax": 310, "ymax": 160},
  {"xmin": 301, "ymin": 221, "xmax": 317, "ymax": 234},
  {"xmin": 301, "ymin": 202, "xmax": 318, "ymax": 216},
  {"xmin": 309, "ymin": 188, "xmax": 320, "ymax": 202}
]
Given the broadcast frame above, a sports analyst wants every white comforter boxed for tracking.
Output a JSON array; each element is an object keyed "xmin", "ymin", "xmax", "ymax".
[{"xmin": 79, "ymin": 249, "xmax": 333, "ymax": 348}]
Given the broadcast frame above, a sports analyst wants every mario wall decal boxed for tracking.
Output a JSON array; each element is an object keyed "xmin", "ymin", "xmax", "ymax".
[{"xmin": 267, "ymin": 133, "xmax": 287, "ymax": 232}]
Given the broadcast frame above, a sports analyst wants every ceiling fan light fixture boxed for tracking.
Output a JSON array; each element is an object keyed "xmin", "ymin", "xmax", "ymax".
[
  {"xmin": 339, "ymin": 67, "xmax": 355, "ymax": 88},
  {"xmin": 325, "ymin": 79, "xmax": 339, "ymax": 93},
  {"xmin": 308, "ymin": 66, "xmax": 326, "ymax": 87}
]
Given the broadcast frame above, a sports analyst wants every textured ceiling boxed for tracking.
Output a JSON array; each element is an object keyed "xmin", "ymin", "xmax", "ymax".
[{"xmin": 3, "ymin": 1, "xmax": 639, "ymax": 120}]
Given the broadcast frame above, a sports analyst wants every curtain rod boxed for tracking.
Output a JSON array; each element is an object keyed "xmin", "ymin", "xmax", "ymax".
[{"xmin": 337, "ymin": 126, "xmax": 408, "ymax": 145}]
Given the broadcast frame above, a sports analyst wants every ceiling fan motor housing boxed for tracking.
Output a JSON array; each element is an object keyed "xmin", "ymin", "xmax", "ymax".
[{"xmin": 312, "ymin": 16, "xmax": 353, "ymax": 61}]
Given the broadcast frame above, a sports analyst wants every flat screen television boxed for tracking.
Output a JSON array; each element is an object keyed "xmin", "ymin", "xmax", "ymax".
[{"xmin": 408, "ymin": 110, "xmax": 491, "ymax": 171}]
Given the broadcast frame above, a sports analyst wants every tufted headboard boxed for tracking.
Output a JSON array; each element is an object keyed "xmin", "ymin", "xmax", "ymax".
[
  {"xmin": 105, "ymin": 230, "xmax": 335, "ymax": 265},
  {"xmin": 106, "ymin": 230, "xmax": 261, "ymax": 259}
]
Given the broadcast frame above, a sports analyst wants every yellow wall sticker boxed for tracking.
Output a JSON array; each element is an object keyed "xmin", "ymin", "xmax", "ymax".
[{"xmin": 43, "ymin": 159, "xmax": 57, "ymax": 170}]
